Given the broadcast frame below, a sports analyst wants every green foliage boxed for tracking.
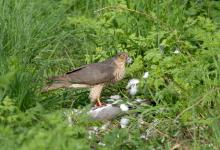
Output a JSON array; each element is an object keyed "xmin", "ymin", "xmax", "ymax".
[
  {"xmin": 126, "ymin": 55, "xmax": 144, "ymax": 76},
  {"xmin": 0, "ymin": 0, "xmax": 220, "ymax": 149}
]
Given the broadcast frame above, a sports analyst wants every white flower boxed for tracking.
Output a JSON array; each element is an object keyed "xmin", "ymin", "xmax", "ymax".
[
  {"xmin": 135, "ymin": 98, "xmax": 144, "ymax": 103},
  {"xmin": 173, "ymin": 49, "xmax": 180, "ymax": 54},
  {"xmin": 126, "ymin": 79, "xmax": 140, "ymax": 89},
  {"xmin": 120, "ymin": 104, "xmax": 129, "ymax": 112},
  {"xmin": 110, "ymin": 95, "xmax": 121, "ymax": 100},
  {"xmin": 129, "ymin": 85, "xmax": 138, "ymax": 96},
  {"xmin": 120, "ymin": 118, "xmax": 129, "ymax": 128},
  {"xmin": 143, "ymin": 72, "xmax": 149, "ymax": 79}
]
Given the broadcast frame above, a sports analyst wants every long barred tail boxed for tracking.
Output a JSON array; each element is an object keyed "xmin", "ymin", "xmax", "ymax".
[
  {"xmin": 41, "ymin": 75, "xmax": 71, "ymax": 92},
  {"xmin": 41, "ymin": 82, "xmax": 72, "ymax": 92}
]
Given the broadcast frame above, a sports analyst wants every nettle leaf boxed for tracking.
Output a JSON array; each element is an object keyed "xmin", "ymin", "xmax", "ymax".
[
  {"xmin": 144, "ymin": 49, "xmax": 163, "ymax": 64},
  {"xmin": 161, "ymin": 56, "xmax": 176, "ymax": 69},
  {"xmin": 128, "ymin": 34, "xmax": 147, "ymax": 48},
  {"xmin": 197, "ymin": 16, "xmax": 217, "ymax": 31}
]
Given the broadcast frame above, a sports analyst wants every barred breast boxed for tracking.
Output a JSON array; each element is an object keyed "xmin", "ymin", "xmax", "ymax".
[{"xmin": 113, "ymin": 65, "xmax": 125, "ymax": 82}]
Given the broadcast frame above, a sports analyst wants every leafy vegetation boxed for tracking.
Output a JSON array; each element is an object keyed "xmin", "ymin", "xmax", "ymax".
[{"xmin": 0, "ymin": 0, "xmax": 220, "ymax": 149}]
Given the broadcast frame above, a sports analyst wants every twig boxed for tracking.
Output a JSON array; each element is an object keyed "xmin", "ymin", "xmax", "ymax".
[{"xmin": 94, "ymin": 5, "xmax": 171, "ymax": 30}]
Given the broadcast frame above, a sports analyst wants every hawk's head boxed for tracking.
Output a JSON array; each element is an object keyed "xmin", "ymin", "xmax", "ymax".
[{"xmin": 116, "ymin": 52, "xmax": 129, "ymax": 63}]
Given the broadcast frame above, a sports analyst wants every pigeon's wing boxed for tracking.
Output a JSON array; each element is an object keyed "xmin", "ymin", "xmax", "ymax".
[{"xmin": 65, "ymin": 63, "xmax": 115, "ymax": 85}]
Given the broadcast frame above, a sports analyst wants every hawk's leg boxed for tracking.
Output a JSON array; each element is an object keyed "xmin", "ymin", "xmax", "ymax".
[
  {"xmin": 96, "ymin": 98, "xmax": 102, "ymax": 106},
  {"xmin": 89, "ymin": 84, "xmax": 105, "ymax": 106},
  {"xmin": 95, "ymin": 98, "xmax": 106, "ymax": 107}
]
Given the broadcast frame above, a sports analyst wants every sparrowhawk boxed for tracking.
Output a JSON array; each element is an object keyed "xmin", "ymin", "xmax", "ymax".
[{"xmin": 42, "ymin": 52, "xmax": 129, "ymax": 106}]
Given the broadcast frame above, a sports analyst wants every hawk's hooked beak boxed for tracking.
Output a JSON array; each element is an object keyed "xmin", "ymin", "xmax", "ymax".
[{"xmin": 126, "ymin": 57, "xmax": 132, "ymax": 64}]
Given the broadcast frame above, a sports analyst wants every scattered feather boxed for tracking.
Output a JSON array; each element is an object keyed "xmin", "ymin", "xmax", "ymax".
[
  {"xmin": 135, "ymin": 98, "xmax": 144, "ymax": 103},
  {"xmin": 120, "ymin": 117, "xmax": 129, "ymax": 128},
  {"xmin": 143, "ymin": 72, "xmax": 149, "ymax": 79},
  {"xmin": 110, "ymin": 95, "xmax": 121, "ymax": 100},
  {"xmin": 126, "ymin": 57, "xmax": 133, "ymax": 64},
  {"xmin": 126, "ymin": 79, "xmax": 140, "ymax": 89},
  {"xmin": 129, "ymin": 85, "xmax": 138, "ymax": 96},
  {"xmin": 120, "ymin": 104, "xmax": 129, "ymax": 112}
]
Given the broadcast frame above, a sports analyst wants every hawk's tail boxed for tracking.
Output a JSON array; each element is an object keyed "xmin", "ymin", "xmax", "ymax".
[
  {"xmin": 41, "ymin": 75, "xmax": 71, "ymax": 92},
  {"xmin": 41, "ymin": 82, "xmax": 71, "ymax": 92}
]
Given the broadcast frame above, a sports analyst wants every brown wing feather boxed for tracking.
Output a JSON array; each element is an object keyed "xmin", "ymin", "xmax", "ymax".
[
  {"xmin": 65, "ymin": 62, "xmax": 115, "ymax": 85},
  {"xmin": 48, "ymin": 66, "xmax": 87, "ymax": 81},
  {"xmin": 66, "ymin": 66, "xmax": 86, "ymax": 74},
  {"xmin": 48, "ymin": 58, "xmax": 116, "ymax": 85}
]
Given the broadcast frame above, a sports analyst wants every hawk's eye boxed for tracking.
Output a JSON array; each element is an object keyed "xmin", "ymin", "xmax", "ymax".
[{"xmin": 119, "ymin": 54, "xmax": 125, "ymax": 59}]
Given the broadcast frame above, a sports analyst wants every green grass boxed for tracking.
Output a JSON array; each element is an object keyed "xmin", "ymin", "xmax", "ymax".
[{"xmin": 0, "ymin": 0, "xmax": 220, "ymax": 149}]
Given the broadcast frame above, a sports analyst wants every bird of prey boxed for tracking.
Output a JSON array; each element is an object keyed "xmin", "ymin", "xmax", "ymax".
[{"xmin": 42, "ymin": 52, "xmax": 129, "ymax": 106}]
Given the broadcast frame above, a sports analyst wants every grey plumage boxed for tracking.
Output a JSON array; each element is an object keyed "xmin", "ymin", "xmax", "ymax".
[
  {"xmin": 42, "ymin": 52, "xmax": 129, "ymax": 106},
  {"xmin": 49, "ymin": 58, "xmax": 115, "ymax": 85}
]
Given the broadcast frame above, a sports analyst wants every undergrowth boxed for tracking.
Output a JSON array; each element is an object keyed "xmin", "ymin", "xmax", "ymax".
[{"xmin": 0, "ymin": 0, "xmax": 220, "ymax": 149}]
